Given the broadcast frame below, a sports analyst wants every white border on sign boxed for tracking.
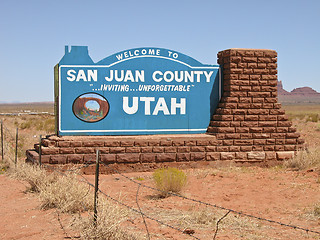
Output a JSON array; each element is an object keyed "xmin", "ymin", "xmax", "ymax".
[
  {"xmin": 60, "ymin": 129, "xmax": 208, "ymax": 133},
  {"xmin": 59, "ymin": 55, "xmax": 220, "ymax": 134}
]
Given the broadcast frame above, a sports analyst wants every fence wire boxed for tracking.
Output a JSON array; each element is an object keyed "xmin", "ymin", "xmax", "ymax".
[
  {"xmin": 1, "ymin": 123, "xmax": 320, "ymax": 239},
  {"xmin": 43, "ymin": 161, "xmax": 320, "ymax": 238},
  {"xmin": 99, "ymin": 161, "xmax": 320, "ymax": 236},
  {"xmin": 40, "ymin": 161, "xmax": 199, "ymax": 239}
]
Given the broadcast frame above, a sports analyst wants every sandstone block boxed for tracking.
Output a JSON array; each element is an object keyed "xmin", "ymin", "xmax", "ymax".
[
  {"xmin": 120, "ymin": 141, "xmax": 135, "ymax": 147},
  {"xmin": 276, "ymin": 151, "xmax": 294, "ymax": 160},
  {"xmin": 50, "ymin": 155, "xmax": 67, "ymax": 164},
  {"xmin": 191, "ymin": 152, "xmax": 206, "ymax": 161},
  {"xmin": 205, "ymin": 146, "xmax": 216, "ymax": 152},
  {"xmin": 156, "ymin": 153, "xmax": 176, "ymax": 162},
  {"xmin": 191, "ymin": 146, "xmax": 205, "ymax": 152},
  {"xmin": 83, "ymin": 141, "xmax": 104, "ymax": 147},
  {"xmin": 70, "ymin": 141, "xmax": 82, "ymax": 147},
  {"xmin": 164, "ymin": 147, "xmax": 177, "ymax": 153},
  {"xmin": 42, "ymin": 147, "xmax": 59, "ymax": 155},
  {"xmin": 117, "ymin": 153, "xmax": 140, "ymax": 163},
  {"xmin": 153, "ymin": 147, "xmax": 164, "ymax": 153},
  {"xmin": 141, "ymin": 147, "xmax": 153, "ymax": 153},
  {"xmin": 264, "ymin": 145, "xmax": 274, "ymax": 151},
  {"xmin": 59, "ymin": 148, "xmax": 75, "ymax": 154},
  {"xmin": 229, "ymin": 146, "xmax": 240, "ymax": 152},
  {"xmin": 58, "ymin": 141, "xmax": 70, "ymax": 147},
  {"xmin": 177, "ymin": 146, "xmax": 191, "ymax": 153},
  {"xmin": 67, "ymin": 154, "xmax": 83, "ymax": 163},
  {"xmin": 247, "ymin": 152, "xmax": 265, "ymax": 160},
  {"xmin": 160, "ymin": 140, "xmax": 172, "ymax": 146},
  {"xmin": 99, "ymin": 147, "xmax": 110, "ymax": 154},
  {"xmin": 40, "ymin": 155, "xmax": 50, "ymax": 163},
  {"xmin": 177, "ymin": 153, "xmax": 191, "ymax": 162},
  {"xmin": 100, "ymin": 154, "xmax": 116, "ymax": 163},
  {"xmin": 109, "ymin": 147, "xmax": 126, "ymax": 154},
  {"xmin": 265, "ymin": 152, "xmax": 277, "ymax": 160},
  {"xmin": 134, "ymin": 140, "xmax": 149, "ymax": 147},
  {"xmin": 230, "ymin": 122, "xmax": 241, "ymax": 128},
  {"xmin": 257, "ymin": 57, "xmax": 273, "ymax": 63},
  {"xmin": 241, "ymin": 146, "xmax": 253, "ymax": 152},
  {"xmin": 220, "ymin": 152, "xmax": 235, "ymax": 160},
  {"xmin": 104, "ymin": 141, "xmax": 121, "ymax": 147},
  {"xmin": 126, "ymin": 147, "xmax": 141, "ymax": 153},
  {"xmin": 242, "ymin": 57, "xmax": 257, "ymax": 63},
  {"xmin": 196, "ymin": 140, "xmax": 210, "ymax": 146},
  {"xmin": 217, "ymin": 146, "xmax": 229, "ymax": 152},
  {"xmin": 83, "ymin": 154, "xmax": 96, "ymax": 163},
  {"xmin": 172, "ymin": 140, "xmax": 185, "ymax": 146},
  {"xmin": 41, "ymin": 139, "xmax": 54, "ymax": 147},
  {"xmin": 185, "ymin": 140, "xmax": 197, "ymax": 146},
  {"xmin": 284, "ymin": 145, "xmax": 296, "ymax": 151},
  {"xmin": 140, "ymin": 153, "xmax": 156, "ymax": 163},
  {"xmin": 206, "ymin": 152, "xmax": 220, "ymax": 161}
]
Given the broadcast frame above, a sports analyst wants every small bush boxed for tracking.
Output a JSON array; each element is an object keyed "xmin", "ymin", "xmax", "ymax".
[{"xmin": 153, "ymin": 167, "xmax": 187, "ymax": 197}]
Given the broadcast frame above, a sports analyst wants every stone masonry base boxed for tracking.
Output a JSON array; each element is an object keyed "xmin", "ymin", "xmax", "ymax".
[{"xmin": 26, "ymin": 134, "xmax": 297, "ymax": 174}]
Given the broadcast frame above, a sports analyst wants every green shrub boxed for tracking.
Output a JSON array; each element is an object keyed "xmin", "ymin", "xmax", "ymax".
[{"xmin": 153, "ymin": 167, "xmax": 187, "ymax": 197}]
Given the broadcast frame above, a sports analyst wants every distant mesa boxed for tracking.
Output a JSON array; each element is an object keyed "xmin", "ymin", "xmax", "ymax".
[
  {"xmin": 278, "ymin": 81, "xmax": 320, "ymax": 104},
  {"xmin": 277, "ymin": 81, "xmax": 290, "ymax": 95}
]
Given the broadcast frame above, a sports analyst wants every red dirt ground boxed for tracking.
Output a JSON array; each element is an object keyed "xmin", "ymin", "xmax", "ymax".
[
  {"xmin": 0, "ymin": 175, "xmax": 67, "ymax": 239},
  {"xmin": 1, "ymin": 166, "xmax": 320, "ymax": 240}
]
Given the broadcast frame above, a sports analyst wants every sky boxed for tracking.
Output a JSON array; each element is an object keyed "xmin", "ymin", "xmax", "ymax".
[{"xmin": 0, "ymin": 0, "xmax": 319, "ymax": 103}]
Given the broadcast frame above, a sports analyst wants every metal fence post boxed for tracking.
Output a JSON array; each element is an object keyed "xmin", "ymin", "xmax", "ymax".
[
  {"xmin": 39, "ymin": 135, "xmax": 42, "ymax": 167},
  {"xmin": 15, "ymin": 128, "xmax": 18, "ymax": 167},
  {"xmin": 93, "ymin": 149, "xmax": 100, "ymax": 226},
  {"xmin": 1, "ymin": 120, "xmax": 3, "ymax": 162}
]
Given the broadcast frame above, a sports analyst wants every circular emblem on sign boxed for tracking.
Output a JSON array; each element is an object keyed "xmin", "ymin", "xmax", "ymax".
[{"xmin": 72, "ymin": 93, "xmax": 109, "ymax": 123}]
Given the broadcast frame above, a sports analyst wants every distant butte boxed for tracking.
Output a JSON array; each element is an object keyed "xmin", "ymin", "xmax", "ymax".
[{"xmin": 278, "ymin": 81, "xmax": 320, "ymax": 103}]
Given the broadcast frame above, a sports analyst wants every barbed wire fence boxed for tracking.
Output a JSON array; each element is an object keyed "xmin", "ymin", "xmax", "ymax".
[
  {"xmin": 41, "ymin": 151, "xmax": 320, "ymax": 239},
  {"xmin": 1, "ymin": 120, "xmax": 19, "ymax": 166},
  {"xmin": 1, "ymin": 121, "xmax": 320, "ymax": 239}
]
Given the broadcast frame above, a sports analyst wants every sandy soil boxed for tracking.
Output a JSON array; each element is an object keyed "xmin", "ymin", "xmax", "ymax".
[
  {"xmin": 1, "ymin": 166, "xmax": 320, "ymax": 240},
  {"xmin": 0, "ymin": 175, "xmax": 67, "ymax": 240}
]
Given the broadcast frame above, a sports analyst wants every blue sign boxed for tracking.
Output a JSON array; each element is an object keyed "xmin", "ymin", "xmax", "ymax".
[{"xmin": 57, "ymin": 46, "xmax": 221, "ymax": 135}]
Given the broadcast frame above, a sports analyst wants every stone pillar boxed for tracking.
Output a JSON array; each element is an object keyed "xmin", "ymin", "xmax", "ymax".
[{"xmin": 207, "ymin": 49, "xmax": 304, "ymax": 161}]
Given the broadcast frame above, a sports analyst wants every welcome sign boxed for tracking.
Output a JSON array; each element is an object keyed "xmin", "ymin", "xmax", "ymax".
[{"xmin": 56, "ymin": 46, "xmax": 221, "ymax": 136}]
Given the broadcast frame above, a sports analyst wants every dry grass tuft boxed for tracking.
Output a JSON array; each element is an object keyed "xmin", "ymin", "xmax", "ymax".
[
  {"xmin": 8, "ymin": 161, "xmax": 139, "ymax": 238},
  {"xmin": 153, "ymin": 167, "xmax": 187, "ymax": 197},
  {"xmin": 71, "ymin": 200, "xmax": 139, "ymax": 240},
  {"xmin": 8, "ymin": 161, "xmax": 56, "ymax": 192},
  {"xmin": 39, "ymin": 172, "xmax": 94, "ymax": 213},
  {"xmin": 284, "ymin": 147, "xmax": 320, "ymax": 170},
  {"xmin": 313, "ymin": 203, "xmax": 320, "ymax": 218},
  {"xmin": 17, "ymin": 116, "xmax": 55, "ymax": 132},
  {"xmin": 9, "ymin": 162, "xmax": 93, "ymax": 213}
]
